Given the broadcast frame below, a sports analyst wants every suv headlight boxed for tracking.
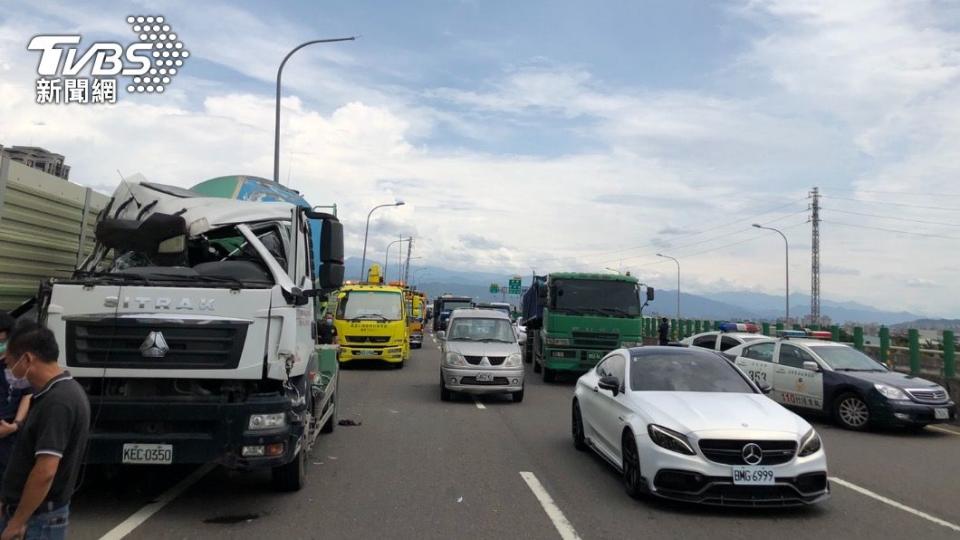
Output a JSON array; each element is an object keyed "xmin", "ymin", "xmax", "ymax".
[
  {"xmin": 445, "ymin": 351, "xmax": 466, "ymax": 367},
  {"xmin": 503, "ymin": 353, "xmax": 522, "ymax": 367},
  {"xmin": 249, "ymin": 413, "xmax": 286, "ymax": 430},
  {"xmin": 647, "ymin": 424, "xmax": 696, "ymax": 455},
  {"xmin": 545, "ymin": 337, "xmax": 570, "ymax": 346},
  {"xmin": 874, "ymin": 383, "xmax": 907, "ymax": 400},
  {"xmin": 798, "ymin": 428, "xmax": 822, "ymax": 457}
]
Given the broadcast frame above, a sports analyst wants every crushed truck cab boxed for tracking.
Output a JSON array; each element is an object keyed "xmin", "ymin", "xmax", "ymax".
[{"xmin": 40, "ymin": 178, "xmax": 344, "ymax": 491}]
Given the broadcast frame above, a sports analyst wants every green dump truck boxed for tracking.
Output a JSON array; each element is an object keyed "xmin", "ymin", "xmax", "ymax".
[{"xmin": 521, "ymin": 273, "xmax": 652, "ymax": 382}]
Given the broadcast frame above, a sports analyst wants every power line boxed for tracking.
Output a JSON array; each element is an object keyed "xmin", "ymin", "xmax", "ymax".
[
  {"xmin": 822, "ymin": 220, "xmax": 960, "ymax": 240},
  {"xmin": 822, "ymin": 195, "xmax": 958, "ymax": 212},
  {"xmin": 823, "ymin": 207, "xmax": 960, "ymax": 228},
  {"xmin": 826, "ymin": 187, "xmax": 960, "ymax": 198}
]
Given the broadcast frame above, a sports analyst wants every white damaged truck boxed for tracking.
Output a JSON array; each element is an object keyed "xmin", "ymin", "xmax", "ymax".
[{"xmin": 36, "ymin": 179, "xmax": 344, "ymax": 491}]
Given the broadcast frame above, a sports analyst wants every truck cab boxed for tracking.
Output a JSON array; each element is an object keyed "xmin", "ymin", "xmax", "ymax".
[
  {"xmin": 39, "ymin": 179, "xmax": 343, "ymax": 491},
  {"xmin": 522, "ymin": 273, "xmax": 648, "ymax": 382},
  {"xmin": 433, "ymin": 294, "xmax": 474, "ymax": 331}
]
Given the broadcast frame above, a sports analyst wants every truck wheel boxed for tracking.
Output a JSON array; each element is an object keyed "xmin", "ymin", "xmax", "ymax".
[
  {"xmin": 533, "ymin": 358, "xmax": 542, "ymax": 373},
  {"xmin": 395, "ymin": 360, "xmax": 405, "ymax": 369},
  {"xmin": 511, "ymin": 386, "xmax": 524, "ymax": 403},
  {"xmin": 543, "ymin": 367, "xmax": 556, "ymax": 383},
  {"xmin": 271, "ymin": 444, "xmax": 306, "ymax": 492}
]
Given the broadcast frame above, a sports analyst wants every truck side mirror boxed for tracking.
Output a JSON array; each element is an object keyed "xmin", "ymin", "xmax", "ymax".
[
  {"xmin": 646, "ymin": 287, "xmax": 655, "ymax": 301},
  {"xmin": 307, "ymin": 212, "xmax": 344, "ymax": 290}
]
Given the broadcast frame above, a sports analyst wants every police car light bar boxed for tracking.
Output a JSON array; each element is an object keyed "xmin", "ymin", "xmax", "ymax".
[
  {"xmin": 777, "ymin": 329, "xmax": 808, "ymax": 339},
  {"xmin": 719, "ymin": 322, "xmax": 760, "ymax": 333},
  {"xmin": 806, "ymin": 330, "xmax": 833, "ymax": 340}
]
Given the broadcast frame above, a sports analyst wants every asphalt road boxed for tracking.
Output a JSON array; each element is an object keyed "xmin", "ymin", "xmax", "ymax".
[{"xmin": 69, "ymin": 332, "xmax": 960, "ymax": 539}]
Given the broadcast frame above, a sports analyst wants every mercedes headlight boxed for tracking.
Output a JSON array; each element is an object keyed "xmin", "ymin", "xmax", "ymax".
[
  {"xmin": 874, "ymin": 383, "xmax": 907, "ymax": 400},
  {"xmin": 248, "ymin": 413, "xmax": 286, "ymax": 430},
  {"xmin": 798, "ymin": 428, "xmax": 822, "ymax": 457},
  {"xmin": 647, "ymin": 424, "xmax": 695, "ymax": 455},
  {"xmin": 445, "ymin": 351, "xmax": 467, "ymax": 367},
  {"xmin": 503, "ymin": 353, "xmax": 522, "ymax": 367},
  {"xmin": 545, "ymin": 337, "xmax": 570, "ymax": 346}
]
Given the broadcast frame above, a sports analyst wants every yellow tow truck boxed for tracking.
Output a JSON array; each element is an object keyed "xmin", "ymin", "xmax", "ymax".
[{"xmin": 334, "ymin": 264, "xmax": 410, "ymax": 367}]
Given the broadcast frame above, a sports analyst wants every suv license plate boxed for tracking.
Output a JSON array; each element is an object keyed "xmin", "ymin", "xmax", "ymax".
[
  {"xmin": 475, "ymin": 373, "xmax": 493, "ymax": 382},
  {"xmin": 732, "ymin": 466, "xmax": 775, "ymax": 485},
  {"xmin": 122, "ymin": 443, "xmax": 173, "ymax": 465},
  {"xmin": 934, "ymin": 408, "xmax": 949, "ymax": 420}
]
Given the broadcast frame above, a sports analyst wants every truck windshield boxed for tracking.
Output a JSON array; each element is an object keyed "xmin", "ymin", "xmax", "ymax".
[
  {"xmin": 448, "ymin": 318, "xmax": 515, "ymax": 343},
  {"xmin": 552, "ymin": 279, "xmax": 641, "ymax": 316},
  {"xmin": 442, "ymin": 300, "xmax": 473, "ymax": 311},
  {"xmin": 337, "ymin": 291, "xmax": 403, "ymax": 321}
]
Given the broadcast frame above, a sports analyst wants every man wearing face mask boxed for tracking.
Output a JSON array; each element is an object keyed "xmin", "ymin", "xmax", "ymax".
[
  {"xmin": 0, "ymin": 322, "xmax": 89, "ymax": 540},
  {"xmin": 0, "ymin": 313, "xmax": 31, "ymax": 478},
  {"xmin": 318, "ymin": 313, "xmax": 338, "ymax": 345}
]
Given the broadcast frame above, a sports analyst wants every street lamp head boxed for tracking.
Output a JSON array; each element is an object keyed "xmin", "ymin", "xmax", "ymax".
[
  {"xmin": 395, "ymin": 200, "xmax": 405, "ymax": 206},
  {"xmin": 656, "ymin": 253, "xmax": 663, "ymax": 257},
  {"xmin": 752, "ymin": 223, "xmax": 762, "ymax": 228}
]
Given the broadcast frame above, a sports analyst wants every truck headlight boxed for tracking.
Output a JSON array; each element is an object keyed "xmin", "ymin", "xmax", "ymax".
[
  {"xmin": 874, "ymin": 383, "xmax": 907, "ymax": 400},
  {"xmin": 620, "ymin": 341, "xmax": 641, "ymax": 348},
  {"xmin": 249, "ymin": 413, "xmax": 286, "ymax": 430},
  {"xmin": 445, "ymin": 352, "xmax": 467, "ymax": 367},
  {"xmin": 545, "ymin": 337, "xmax": 570, "ymax": 346},
  {"xmin": 503, "ymin": 353, "xmax": 522, "ymax": 367},
  {"xmin": 647, "ymin": 424, "xmax": 695, "ymax": 455},
  {"xmin": 798, "ymin": 428, "xmax": 822, "ymax": 457}
]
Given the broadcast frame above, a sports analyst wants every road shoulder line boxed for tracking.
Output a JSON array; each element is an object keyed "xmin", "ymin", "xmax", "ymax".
[
  {"xmin": 519, "ymin": 471, "xmax": 582, "ymax": 540},
  {"xmin": 99, "ymin": 463, "xmax": 216, "ymax": 540},
  {"xmin": 831, "ymin": 476, "xmax": 960, "ymax": 533}
]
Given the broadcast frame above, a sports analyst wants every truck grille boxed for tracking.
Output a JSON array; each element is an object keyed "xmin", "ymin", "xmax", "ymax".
[
  {"xmin": 905, "ymin": 389, "xmax": 949, "ymax": 403},
  {"xmin": 571, "ymin": 331, "xmax": 619, "ymax": 349},
  {"xmin": 66, "ymin": 318, "xmax": 248, "ymax": 370},
  {"xmin": 698, "ymin": 439, "xmax": 797, "ymax": 465},
  {"xmin": 345, "ymin": 335, "xmax": 391, "ymax": 344},
  {"xmin": 464, "ymin": 356, "xmax": 506, "ymax": 366}
]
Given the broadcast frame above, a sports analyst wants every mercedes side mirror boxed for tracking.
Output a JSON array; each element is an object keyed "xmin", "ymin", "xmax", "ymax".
[
  {"xmin": 598, "ymin": 375, "xmax": 621, "ymax": 396},
  {"xmin": 802, "ymin": 360, "xmax": 821, "ymax": 372}
]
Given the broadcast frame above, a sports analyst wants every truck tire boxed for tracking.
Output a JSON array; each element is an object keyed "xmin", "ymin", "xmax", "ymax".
[
  {"xmin": 533, "ymin": 357, "xmax": 542, "ymax": 373},
  {"xmin": 543, "ymin": 367, "xmax": 556, "ymax": 383},
  {"xmin": 272, "ymin": 444, "xmax": 306, "ymax": 492}
]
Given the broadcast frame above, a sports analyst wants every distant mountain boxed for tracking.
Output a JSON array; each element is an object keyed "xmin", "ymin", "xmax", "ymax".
[
  {"xmin": 339, "ymin": 258, "xmax": 921, "ymax": 325},
  {"xmin": 891, "ymin": 319, "xmax": 960, "ymax": 332}
]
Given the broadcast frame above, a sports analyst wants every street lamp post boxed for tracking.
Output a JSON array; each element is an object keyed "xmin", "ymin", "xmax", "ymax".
[
  {"xmin": 656, "ymin": 253, "xmax": 681, "ymax": 323},
  {"xmin": 753, "ymin": 224, "xmax": 790, "ymax": 323},
  {"xmin": 273, "ymin": 37, "xmax": 355, "ymax": 184},
  {"xmin": 359, "ymin": 201, "xmax": 405, "ymax": 281},
  {"xmin": 383, "ymin": 237, "xmax": 411, "ymax": 282}
]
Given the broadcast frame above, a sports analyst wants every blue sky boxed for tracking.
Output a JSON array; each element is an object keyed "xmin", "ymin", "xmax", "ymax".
[{"xmin": 1, "ymin": 0, "xmax": 960, "ymax": 316}]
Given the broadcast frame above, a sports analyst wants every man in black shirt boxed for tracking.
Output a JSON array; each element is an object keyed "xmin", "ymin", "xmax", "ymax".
[
  {"xmin": 318, "ymin": 313, "xmax": 338, "ymax": 345},
  {"xmin": 0, "ymin": 323, "xmax": 89, "ymax": 540},
  {"xmin": 658, "ymin": 317, "xmax": 670, "ymax": 346}
]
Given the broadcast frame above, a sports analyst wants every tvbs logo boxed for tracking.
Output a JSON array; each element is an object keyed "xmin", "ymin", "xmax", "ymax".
[{"xmin": 27, "ymin": 15, "xmax": 189, "ymax": 105}]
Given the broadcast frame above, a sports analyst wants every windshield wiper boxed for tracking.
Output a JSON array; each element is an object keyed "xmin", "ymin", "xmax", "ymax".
[
  {"xmin": 597, "ymin": 307, "xmax": 632, "ymax": 317},
  {"xmin": 835, "ymin": 368, "xmax": 885, "ymax": 372},
  {"xmin": 351, "ymin": 314, "xmax": 390, "ymax": 321}
]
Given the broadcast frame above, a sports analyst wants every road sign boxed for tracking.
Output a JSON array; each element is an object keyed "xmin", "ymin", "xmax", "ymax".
[
  {"xmin": 508, "ymin": 276, "xmax": 522, "ymax": 295},
  {"xmin": 490, "ymin": 283, "xmax": 500, "ymax": 294}
]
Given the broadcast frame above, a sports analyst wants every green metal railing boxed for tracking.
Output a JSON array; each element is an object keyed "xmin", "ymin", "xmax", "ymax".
[{"xmin": 638, "ymin": 316, "xmax": 958, "ymax": 380}]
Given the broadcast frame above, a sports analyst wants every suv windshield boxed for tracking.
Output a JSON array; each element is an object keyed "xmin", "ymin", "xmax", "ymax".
[
  {"xmin": 552, "ymin": 279, "xmax": 641, "ymax": 316},
  {"xmin": 811, "ymin": 345, "xmax": 886, "ymax": 371},
  {"xmin": 337, "ymin": 291, "xmax": 403, "ymax": 321},
  {"xmin": 447, "ymin": 318, "xmax": 515, "ymax": 342},
  {"xmin": 630, "ymin": 350, "xmax": 755, "ymax": 393}
]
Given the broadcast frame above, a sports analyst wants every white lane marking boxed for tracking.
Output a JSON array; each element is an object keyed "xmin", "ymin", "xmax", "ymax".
[
  {"xmin": 473, "ymin": 397, "xmax": 486, "ymax": 410},
  {"xmin": 927, "ymin": 425, "xmax": 960, "ymax": 436},
  {"xmin": 519, "ymin": 472, "xmax": 582, "ymax": 540},
  {"xmin": 100, "ymin": 463, "xmax": 216, "ymax": 540},
  {"xmin": 831, "ymin": 476, "xmax": 960, "ymax": 533}
]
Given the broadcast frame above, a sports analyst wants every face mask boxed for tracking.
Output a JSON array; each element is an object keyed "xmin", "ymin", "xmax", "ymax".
[
  {"xmin": 324, "ymin": 319, "xmax": 334, "ymax": 326},
  {"xmin": 8, "ymin": 353, "xmax": 30, "ymax": 380}
]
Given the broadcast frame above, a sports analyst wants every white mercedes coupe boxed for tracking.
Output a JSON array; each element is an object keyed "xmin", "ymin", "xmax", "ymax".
[{"xmin": 572, "ymin": 346, "xmax": 829, "ymax": 507}]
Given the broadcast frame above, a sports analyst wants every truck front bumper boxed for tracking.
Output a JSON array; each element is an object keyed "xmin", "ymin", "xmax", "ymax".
[
  {"xmin": 84, "ymin": 393, "xmax": 303, "ymax": 470},
  {"xmin": 542, "ymin": 347, "xmax": 607, "ymax": 371},
  {"xmin": 339, "ymin": 345, "xmax": 405, "ymax": 363}
]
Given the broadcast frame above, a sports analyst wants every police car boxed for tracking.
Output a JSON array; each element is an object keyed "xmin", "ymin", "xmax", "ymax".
[
  {"xmin": 724, "ymin": 331, "xmax": 957, "ymax": 431},
  {"xmin": 681, "ymin": 322, "xmax": 767, "ymax": 352}
]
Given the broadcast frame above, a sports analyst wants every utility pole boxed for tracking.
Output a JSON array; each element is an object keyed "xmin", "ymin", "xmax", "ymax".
[
  {"xmin": 810, "ymin": 187, "xmax": 821, "ymax": 325},
  {"xmin": 403, "ymin": 237, "xmax": 413, "ymax": 285}
]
